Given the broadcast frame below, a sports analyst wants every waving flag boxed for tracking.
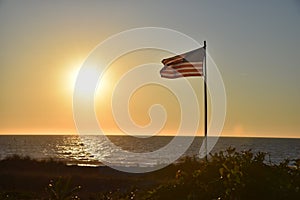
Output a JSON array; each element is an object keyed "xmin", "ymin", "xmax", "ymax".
[
  {"xmin": 160, "ymin": 42, "xmax": 209, "ymax": 160},
  {"xmin": 160, "ymin": 47, "xmax": 206, "ymax": 79}
]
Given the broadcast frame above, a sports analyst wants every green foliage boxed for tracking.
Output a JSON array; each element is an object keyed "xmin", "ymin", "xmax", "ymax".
[
  {"xmin": 45, "ymin": 177, "xmax": 81, "ymax": 200},
  {"xmin": 1, "ymin": 149, "xmax": 299, "ymax": 199},
  {"xmin": 146, "ymin": 147, "xmax": 300, "ymax": 200}
]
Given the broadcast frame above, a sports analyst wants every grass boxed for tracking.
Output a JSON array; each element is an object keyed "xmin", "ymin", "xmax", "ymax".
[{"xmin": 0, "ymin": 148, "xmax": 299, "ymax": 199}]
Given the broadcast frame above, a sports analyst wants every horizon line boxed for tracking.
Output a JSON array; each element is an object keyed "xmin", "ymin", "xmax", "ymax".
[{"xmin": 0, "ymin": 133, "xmax": 299, "ymax": 139}]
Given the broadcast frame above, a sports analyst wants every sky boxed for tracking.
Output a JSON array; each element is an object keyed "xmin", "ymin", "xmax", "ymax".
[{"xmin": 0, "ymin": 0, "xmax": 299, "ymax": 138}]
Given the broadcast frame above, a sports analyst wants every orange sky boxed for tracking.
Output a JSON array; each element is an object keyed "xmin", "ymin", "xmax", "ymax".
[{"xmin": 1, "ymin": 1, "xmax": 300, "ymax": 138}]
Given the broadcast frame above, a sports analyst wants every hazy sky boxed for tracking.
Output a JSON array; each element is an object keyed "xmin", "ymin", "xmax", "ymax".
[{"xmin": 0, "ymin": 0, "xmax": 299, "ymax": 138}]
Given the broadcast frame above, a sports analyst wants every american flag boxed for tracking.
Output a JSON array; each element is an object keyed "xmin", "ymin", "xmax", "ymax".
[{"xmin": 160, "ymin": 47, "xmax": 205, "ymax": 79}]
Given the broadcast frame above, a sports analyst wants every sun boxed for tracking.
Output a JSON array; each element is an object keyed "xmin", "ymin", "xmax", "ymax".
[{"xmin": 68, "ymin": 63, "xmax": 113, "ymax": 99}]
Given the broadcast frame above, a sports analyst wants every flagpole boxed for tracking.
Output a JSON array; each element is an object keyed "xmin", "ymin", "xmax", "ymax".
[{"xmin": 203, "ymin": 41, "xmax": 208, "ymax": 161}]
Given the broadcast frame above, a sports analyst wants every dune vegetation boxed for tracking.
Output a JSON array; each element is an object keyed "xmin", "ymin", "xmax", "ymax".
[{"xmin": 0, "ymin": 147, "xmax": 299, "ymax": 199}]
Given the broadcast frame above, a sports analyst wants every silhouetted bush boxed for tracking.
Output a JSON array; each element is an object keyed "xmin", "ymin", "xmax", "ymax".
[
  {"xmin": 0, "ymin": 149, "xmax": 299, "ymax": 199},
  {"xmin": 45, "ymin": 177, "xmax": 81, "ymax": 200},
  {"xmin": 145, "ymin": 147, "xmax": 300, "ymax": 200}
]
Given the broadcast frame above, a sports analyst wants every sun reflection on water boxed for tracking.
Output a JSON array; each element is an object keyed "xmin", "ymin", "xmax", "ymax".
[{"xmin": 55, "ymin": 135, "xmax": 101, "ymax": 166}]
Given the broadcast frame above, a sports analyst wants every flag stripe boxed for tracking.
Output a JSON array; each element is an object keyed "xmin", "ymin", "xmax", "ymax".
[
  {"xmin": 161, "ymin": 71, "xmax": 203, "ymax": 75},
  {"xmin": 161, "ymin": 73, "xmax": 203, "ymax": 79},
  {"xmin": 162, "ymin": 68, "xmax": 202, "ymax": 73},
  {"xmin": 163, "ymin": 63, "xmax": 203, "ymax": 70},
  {"xmin": 163, "ymin": 66, "xmax": 203, "ymax": 71},
  {"xmin": 162, "ymin": 56, "xmax": 183, "ymax": 65}
]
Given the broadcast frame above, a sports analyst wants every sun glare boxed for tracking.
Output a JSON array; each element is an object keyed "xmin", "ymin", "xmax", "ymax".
[
  {"xmin": 69, "ymin": 67, "xmax": 80, "ymax": 92},
  {"xmin": 69, "ymin": 63, "xmax": 113, "ymax": 99}
]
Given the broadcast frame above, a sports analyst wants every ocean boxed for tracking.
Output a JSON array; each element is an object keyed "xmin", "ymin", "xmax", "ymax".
[{"xmin": 0, "ymin": 135, "xmax": 299, "ymax": 167}]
